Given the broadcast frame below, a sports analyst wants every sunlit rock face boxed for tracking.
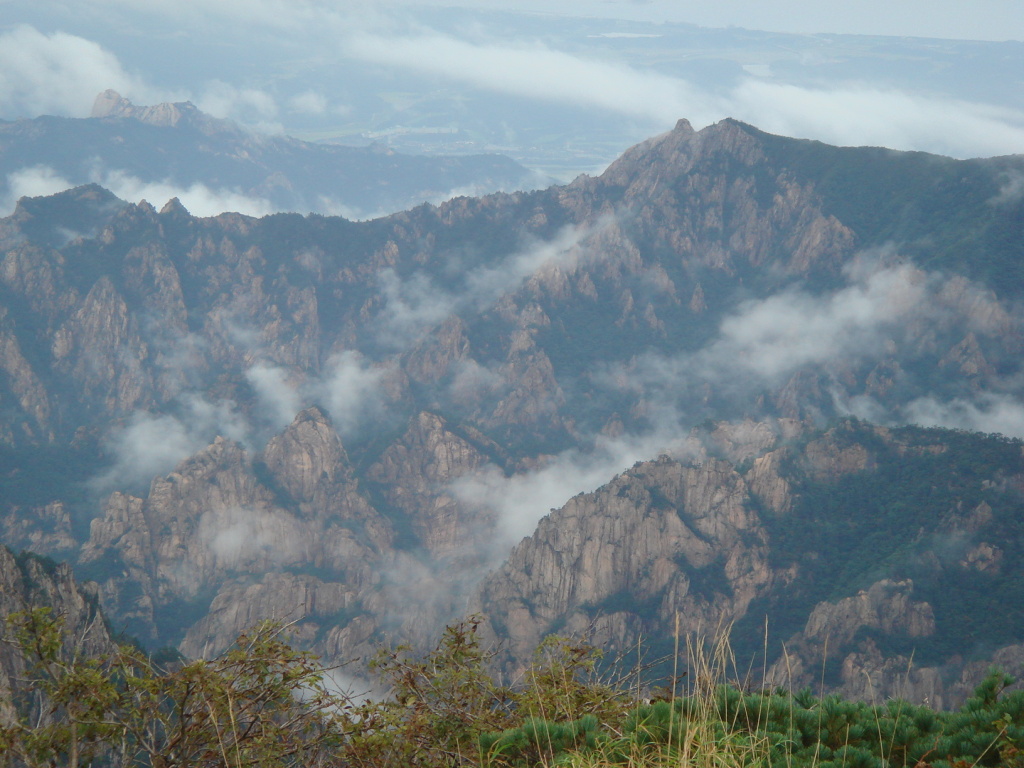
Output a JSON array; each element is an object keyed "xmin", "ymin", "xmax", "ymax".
[{"xmin": 1, "ymin": 118, "xmax": 1024, "ymax": 705}]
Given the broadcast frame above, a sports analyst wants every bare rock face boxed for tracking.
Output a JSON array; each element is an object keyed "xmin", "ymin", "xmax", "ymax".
[
  {"xmin": 179, "ymin": 572, "xmax": 362, "ymax": 659},
  {"xmin": 473, "ymin": 455, "xmax": 778, "ymax": 673},
  {"xmin": 2, "ymin": 116, "xmax": 1024, "ymax": 710},
  {"xmin": 81, "ymin": 409, "xmax": 390, "ymax": 645},
  {"xmin": 767, "ymin": 579, "xmax": 936, "ymax": 696},
  {"xmin": 91, "ymin": 89, "xmax": 219, "ymax": 131},
  {"xmin": 0, "ymin": 501, "xmax": 76, "ymax": 556},
  {"xmin": 764, "ymin": 579, "xmax": 1019, "ymax": 709},
  {"xmin": 53, "ymin": 276, "xmax": 155, "ymax": 415},
  {"xmin": 0, "ymin": 307, "xmax": 53, "ymax": 442},
  {"xmin": 260, "ymin": 406, "xmax": 387, "ymax": 548},
  {"xmin": 367, "ymin": 411, "xmax": 498, "ymax": 560},
  {"xmin": 0, "ymin": 546, "xmax": 115, "ymax": 727},
  {"xmin": 597, "ymin": 119, "xmax": 855, "ymax": 276}
]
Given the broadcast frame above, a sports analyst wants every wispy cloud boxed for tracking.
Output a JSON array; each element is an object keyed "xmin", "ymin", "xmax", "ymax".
[
  {"xmin": 0, "ymin": 25, "xmax": 166, "ymax": 119},
  {"xmin": 91, "ymin": 395, "xmax": 251, "ymax": 493},
  {"xmin": 196, "ymin": 80, "xmax": 282, "ymax": 133},
  {"xmin": 199, "ymin": 505, "xmax": 304, "ymax": 568},
  {"xmin": 100, "ymin": 169, "xmax": 276, "ymax": 217},
  {"xmin": 343, "ymin": 30, "xmax": 1024, "ymax": 159},
  {"xmin": 375, "ymin": 223, "xmax": 593, "ymax": 347},
  {"xmin": 903, "ymin": 394, "xmax": 1024, "ymax": 439},
  {"xmin": 708, "ymin": 260, "xmax": 930, "ymax": 382},
  {"xmin": 288, "ymin": 90, "xmax": 328, "ymax": 116},
  {"xmin": 3, "ymin": 165, "xmax": 75, "ymax": 212},
  {"xmin": 452, "ymin": 416, "xmax": 696, "ymax": 549},
  {"xmin": 730, "ymin": 81, "xmax": 1024, "ymax": 159},
  {"xmin": 346, "ymin": 31, "xmax": 705, "ymax": 126}
]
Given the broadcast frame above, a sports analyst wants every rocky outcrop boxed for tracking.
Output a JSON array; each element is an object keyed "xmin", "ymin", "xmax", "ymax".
[
  {"xmin": 469, "ymin": 420, "xmax": 1024, "ymax": 707},
  {"xmin": 80, "ymin": 409, "xmax": 391, "ymax": 645},
  {"xmin": 91, "ymin": 90, "xmax": 216, "ymax": 130},
  {"xmin": 766, "ymin": 580, "xmax": 936, "ymax": 695},
  {"xmin": 473, "ymin": 455, "xmax": 779, "ymax": 672},
  {"xmin": 367, "ymin": 412, "xmax": 498, "ymax": 561}
]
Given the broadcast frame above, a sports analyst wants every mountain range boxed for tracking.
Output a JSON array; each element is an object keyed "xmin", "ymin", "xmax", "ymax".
[
  {"xmin": 0, "ymin": 91, "xmax": 542, "ymax": 219},
  {"xmin": 2, "ymin": 115, "xmax": 1024, "ymax": 705}
]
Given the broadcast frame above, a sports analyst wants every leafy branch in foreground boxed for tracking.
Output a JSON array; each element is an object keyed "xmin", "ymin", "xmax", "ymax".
[
  {"xmin": 1, "ymin": 608, "xmax": 343, "ymax": 767},
  {"xmin": 6, "ymin": 610, "xmax": 1024, "ymax": 768}
]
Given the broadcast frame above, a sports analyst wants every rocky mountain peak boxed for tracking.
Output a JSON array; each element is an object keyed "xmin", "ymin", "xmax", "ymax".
[
  {"xmin": 673, "ymin": 118, "xmax": 695, "ymax": 135},
  {"xmin": 89, "ymin": 90, "xmax": 227, "ymax": 133},
  {"xmin": 600, "ymin": 117, "xmax": 764, "ymax": 189},
  {"xmin": 158, "ymin": 197, "xmax": 190, "ymax": 217},
  {"xmin": 261, "ymin": 406, "xmax": 349, "ymax": 503}
]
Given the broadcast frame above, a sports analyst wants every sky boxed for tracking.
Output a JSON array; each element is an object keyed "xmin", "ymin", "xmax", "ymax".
[{"xmin": 408, "ymin": 0, "xmax": 1024, "ymax": 40}]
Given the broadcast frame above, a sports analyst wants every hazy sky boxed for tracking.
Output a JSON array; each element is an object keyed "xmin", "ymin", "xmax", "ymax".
[
  {"xmin": 2, "ymin": 0, "xmax": 1023, "ymax": 172},
  {"xmin": 408, "ymin": 0, "xmax": 1024, "ymax": 41}
]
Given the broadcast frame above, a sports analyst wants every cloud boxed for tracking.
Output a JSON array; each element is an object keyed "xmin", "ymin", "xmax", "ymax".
[
  {"xmin": 311, "ymin": 351, "xmax": 392, "ymax": 437},
  {"xmin": 991, "ymin": 170, "xmax": 1024, "ymax": 206},
  {"xmin": 729, "ymin": 81, "xmax": 1024, "ymax": 159},
  {"xmin": 448, "ymin": 257, "xmax": 1024, "ymax": 553},
  {"xmin": 288, "ymin": 90, "xmax": 328, "ymax": 115},
  {"xmin": 593, "ymin": 252, "xmax": 1024, "ymax": 445},
  {"xmin": 343, "ymin": 30, "xmax": 1024, "ymax": 159},
  {"xmin": 3, "ymin": 165, "xmax": 75, "ymax": 213},
  {"xmin": 451, "ymin": 417, "xmax": 696, "ymax": 548},
  {"xmin": 95, "ymin": 349, "xmax": 390, "ymax": 497},
  {"xmin": 200, "ymin": 505, "xmax": 303, "ymax": 567},
  {"xmin": 99, "ymin": 169, "xmax": 276, "ymax": 217},
  {"xmin": 2, "ymin": 164, "xmax": 275, "ymax": 218},
  {"xmin": 375, "ymin": 224, "xmax": 592, "ymax": 346},
  {"xmin": 345, "ymin": 31, "xmax": 706, "ymax": 126},
  {"xmin": 903, "ymin": 394, "xmax": 1024, "ymax": 439},
  {"xmin": 92, "ymin": 395, "xmax": 251, "ymax": 493},
  {"xmin": 707, "ymin": 261, "xmax": 929, "ymax": 382},
  {"xmin": 0, "ymin": 25, "xmax": 161, "ymax": 119},
  {"xmin": 247, "ymin": 363, "xmax": 304, "ymax": 430},
  {"xmin": 246, "ymin": 351, "xmax": 394, "ymax": 438},
  {"xmin": 197, "ymin": 80, "xmax": 282, "ymax": 132},
  {"xmin": 600, "ymin": 258, "xmax": 935, "ymax": 414}
]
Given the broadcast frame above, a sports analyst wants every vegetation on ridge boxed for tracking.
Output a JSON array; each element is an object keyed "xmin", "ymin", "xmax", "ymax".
[{"xmin": 4, "ymin": 610, "xmax": 1024, "ymax": 767}]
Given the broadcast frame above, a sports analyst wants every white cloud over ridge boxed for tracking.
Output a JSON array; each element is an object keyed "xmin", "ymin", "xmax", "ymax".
[
  {"xmin": 98, "ymin": 170, "xmax": 275, "ymax": 217},
  {"xmin": 3, "ymin": 165, "xmax": 275, "ymax": 218},
  {"xmin": 0, "ymin": 25, "xmax": 161, "ymax": 119},
  {"xmin": 903, "ymin": 394, "xmax": 1024, "ymax": 439},
  {"xmin": 709, "ymin": 261, "xmax": 930, "ymax": 381},
  {"xmin": 374, "ymin": 223, "xmax": 592, "ymax": 346}
]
